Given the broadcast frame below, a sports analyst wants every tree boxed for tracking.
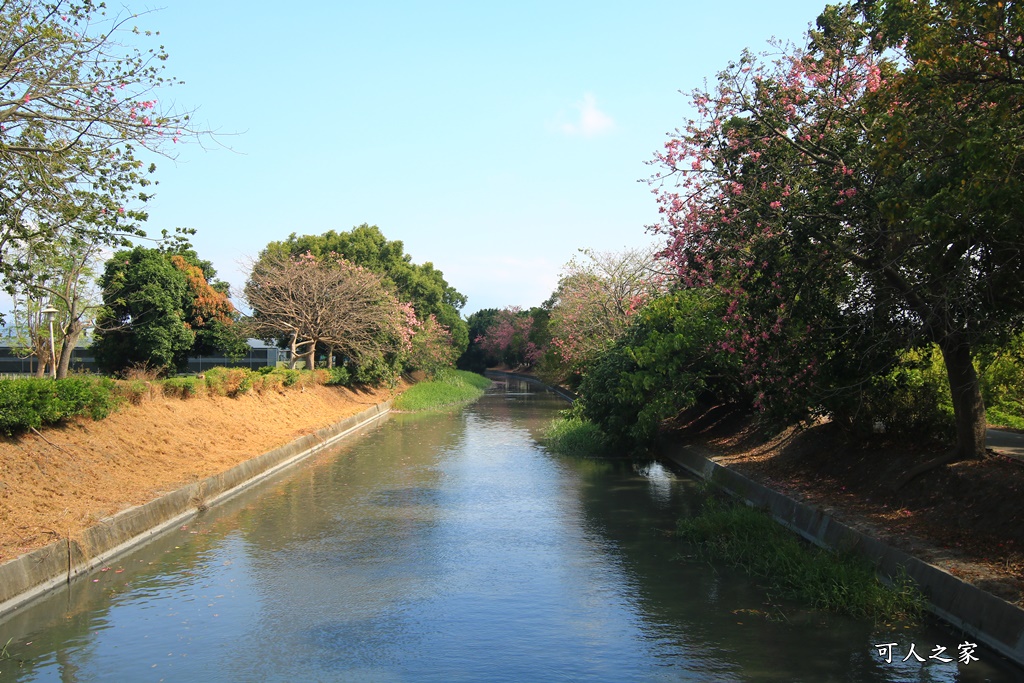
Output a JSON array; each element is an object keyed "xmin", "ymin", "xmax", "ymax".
[
  {"xmin": 0, "ymin": 0, "xmax": 202, "ymax": 292},
  {"xmin": 861, "ymin": 0, "xmax": 1024, "ymax": 465},
  {"xmin": 457, "ymin": 307, "xmax": 502, "ymax": 372},
  {"xmin": 244, "ymin": 251, "xmax": 412, "ymax": 378},
  {"xmin": 92, "ymin": 245, "xmax": 246, "ymax": 374},
  {"xmin": 7, "ymin": 224, "xmax": 106, "ymax": 378},
  {"xmin": 648, "ymin": 3, "xmax": 1024, "ymax": 460},
  {"xmin": 578, "ymin": 289, "xmax": 740, "ymax": 448},
  {"xmin": 407, "ymin": 314, "xmax": 458, "ymax": 376},
  {"xmin": 547, "ymin": 246, "xmax": 666, "ymax": 381},
  {"xmin": 474, "ymin": 306, "xmax": 545, "ymax": 370},
  {"xmin": 259, "ymin": 225, "xmax": 469, "ymax": 355}
]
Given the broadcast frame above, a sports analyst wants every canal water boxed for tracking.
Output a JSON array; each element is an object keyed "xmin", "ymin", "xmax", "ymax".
[{"xmin": 0, "ymin": 380, "xmax": 1019, "ymax": 681}]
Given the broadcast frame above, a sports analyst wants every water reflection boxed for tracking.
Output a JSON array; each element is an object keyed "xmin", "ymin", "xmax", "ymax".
[{"xmin": 0, "ymin": 384, "xmax": 1019, "ymax": 682}]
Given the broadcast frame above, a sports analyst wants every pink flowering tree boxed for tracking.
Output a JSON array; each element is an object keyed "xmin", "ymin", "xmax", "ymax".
[
  {"xmin": 547, "ymin": 246, "xmax": 667, "ymax": 381},
  {"xmin": 0, "ymin": 1, "xmax": 207, "ymax": 291},
  {"xmin": 649, "ymin": 3, "xmax": 1024, "ymax": 462},
  {"xmin": 475, "ymin": 306, "xmax": 545, "ymax": 370},
  {"xmin": 407, "ymin": 313, "xmax": 458, "ymax": 376},
  {"xmin": 650, "ymin": 13, "xmax": 885, "ymax": 424}
]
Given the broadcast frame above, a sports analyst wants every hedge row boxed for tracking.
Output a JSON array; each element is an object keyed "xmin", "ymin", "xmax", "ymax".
[
  {"xmin": 0, "ymin": 377, "xmax": 118, "ymax": 435},
  {"xmin": 0, "ymin": 367, "xmax": 350, "ymax": 436}
]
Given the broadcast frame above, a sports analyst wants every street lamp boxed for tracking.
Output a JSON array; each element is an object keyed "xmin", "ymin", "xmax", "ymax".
[{"xmin": 40, "ymin": 304, "xmax": 58, "ymax": 379}]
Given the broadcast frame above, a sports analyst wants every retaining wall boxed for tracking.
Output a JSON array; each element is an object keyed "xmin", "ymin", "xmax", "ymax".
[
  {"xmin": 664, "ymin": 442, "xmax": 1024, "ymax": 669},
  {"xmin": 0, "ymin": 401, "xmax": 392, "ymax": 619}
]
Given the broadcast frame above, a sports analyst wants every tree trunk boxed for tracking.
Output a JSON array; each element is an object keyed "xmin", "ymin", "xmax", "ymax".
[
  {"xmin": 56, "ymin": 320, "xmax": 85, "ymax": 379},
  {"xmin": 288, "ymin": 331, "xmax": 299, "ymax": 370},
  {"xmin": 302, "ymin": 347, "xmax": 316, "ymax": 370},
  {"xmin": 891, "ymin": 335, "xmax": 988, "ymax": 490},
  {"xmin": 939, "ymin": 335, "xmax": 987, "ymax": 460}
]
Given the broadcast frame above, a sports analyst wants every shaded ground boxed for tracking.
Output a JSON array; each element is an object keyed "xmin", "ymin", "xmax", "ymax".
[
  {"xmin": 0, "ymin": 382, "xmax": 404, "ymax": 564},
  {"xmin": 665, "ymin": 405, "xmax": 1024, "ymax": 608}
]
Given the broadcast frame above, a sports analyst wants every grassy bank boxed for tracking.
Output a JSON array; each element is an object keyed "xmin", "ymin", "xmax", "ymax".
[
  {"xmin": 677, "ymin": 496, "xmax": 925, "ymax": 622},
  {"xmin": 542, "ymin": 414, "xmax": 612, "ymax": 458},
  {"xmin": 392, "ymin": 369, "xmax": 491, "ymax": 411}
]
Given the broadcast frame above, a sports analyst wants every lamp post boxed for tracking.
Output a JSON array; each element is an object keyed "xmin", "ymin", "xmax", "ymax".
[{"xmin": 40, "ymin": 304, "xmax": 58, "ymax": 379}]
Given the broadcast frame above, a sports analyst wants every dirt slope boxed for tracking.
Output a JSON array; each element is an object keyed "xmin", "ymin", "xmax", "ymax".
[{"xmin": 0, "ymin": 382, "xmax": 403, "ymax": 563}]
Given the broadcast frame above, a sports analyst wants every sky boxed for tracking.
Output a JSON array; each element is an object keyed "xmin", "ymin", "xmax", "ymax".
[{"xmin": 127, "ymin": 0, "xmax": 831, "ymax": 315}]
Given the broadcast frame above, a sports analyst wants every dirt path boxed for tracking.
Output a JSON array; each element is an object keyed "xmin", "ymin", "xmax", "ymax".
[{"xmin": 0, "ymin": 382, "xmax": 403, "ymax": 564}]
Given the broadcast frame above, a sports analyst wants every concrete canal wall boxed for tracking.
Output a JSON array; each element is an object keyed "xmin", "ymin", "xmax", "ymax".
[
  {"xmin": 0, "ymin": 401, "xmax": 392, "ymax": 620},
  {"xmin": 664, "ymin": 443, "xmax": 1024, "ymax": 670}
]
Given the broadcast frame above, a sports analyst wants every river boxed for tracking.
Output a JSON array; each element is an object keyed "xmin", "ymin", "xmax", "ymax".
[{"xmin": 0, "ymin": 379, "xmax": 1018, "ymax": 681}]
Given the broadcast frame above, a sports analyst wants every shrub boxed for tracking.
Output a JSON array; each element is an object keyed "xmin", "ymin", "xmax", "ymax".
[
  {"xmin": 279, "ymin": 368, "xmax": 301, "ymax": 387},
  {"xmin": 352, "ymin": 354, "xmax": 402, "ymax": 387},
  {"xmin": 120, "ymin": 362, "xmax": 164, "ymax": 381},
  {"xmin": 0, "ymin": 377, "xmax": 120, "ymax": 435},
  {"xmin": 325, "ymin": 366, "xmax": 351, "ymax": 386},
  {"xmin": 831, "ymin": 345, "xmax": 954, "ymax": 441},
  {"xmin": 118, "ymin": 379, "xmax": 153, "ymax": 405},
  {"xmin": 163, "ymin": 376, "xmax": 201, "ymax": 399},
  {"xmin": 542, "ymin": 412, "xmax": 612, "ymax": 458},
  {"xmin": 978, "ymin": 334, "xmax": 1024, "ymax": 428},
  {"xmin": 252, "ymin": 369, "xmax": 284, "ymax": 393},
  {"xmin": 203, "ymin": 367, "xmax": 256, "ymax": 397},
  {"xmin": 86, "ymin": 377, "xmax": 120, "ymax": 419},
  {"xmin": 579, "ymin": 290, "xmax": 740, "ymax": 450}
]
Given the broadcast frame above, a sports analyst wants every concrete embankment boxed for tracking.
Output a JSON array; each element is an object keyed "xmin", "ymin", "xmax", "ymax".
[
  {"xmin": 663, "ymin": 443, "xmax": 1024, "ymax": 670},
  {"xmin": 0, "ymin": 400, "xmax": 392, "ymax": 619}
]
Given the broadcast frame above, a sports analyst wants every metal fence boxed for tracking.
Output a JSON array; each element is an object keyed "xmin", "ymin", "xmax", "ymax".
[{"xmin": 0, "ymin": 345, "xmax": 284, "ymax": 376}]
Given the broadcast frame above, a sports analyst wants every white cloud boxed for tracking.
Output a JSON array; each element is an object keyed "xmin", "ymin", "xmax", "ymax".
[{"xmin": 556, "ymin": 93, "xmax": 615, "ymax": 137}]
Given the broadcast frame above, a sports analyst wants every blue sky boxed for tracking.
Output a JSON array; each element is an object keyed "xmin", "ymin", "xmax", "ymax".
[{"xmin": 136, "ymin": 1, "xmax": 831, "ymax": 314}]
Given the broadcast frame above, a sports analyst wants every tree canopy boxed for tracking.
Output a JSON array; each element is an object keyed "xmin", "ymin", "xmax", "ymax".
[
  {"xmin": 0, "ymin": 0, "xmax": 202, "ymax": 294},
  {"xmin": 647, "ymin": 1, "xmax": 1024, "ymax": 459},
  {"xmin": 259, "ymin": 224, "xmax": 469, "ymax": 355},
  {"xmin": 243, "ymin": 250, "xmax": 413, "ymax": 378},
  {"xmin": 91, "ymin": 245, "xmax": 246, "ymax": 374},
  {"xmin": 547, "ymin": 246, "xmax": 666, "ymax": 381}
]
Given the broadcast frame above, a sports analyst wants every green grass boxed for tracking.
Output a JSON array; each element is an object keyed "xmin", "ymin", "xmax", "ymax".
[
  {"xmin": 677, "ymin": 496, "xmax": 925, "ymax": 623},
  {"xmin": 987, "ymin": 406, "xmax": 1024, "ymax": 431},
  {"xmin": 393, "ymin": 369, "xmax": 491, "ymax": 411},
  {"xmin": 541, "ymin": 415, "xmax": 612, "ymax": 458}
]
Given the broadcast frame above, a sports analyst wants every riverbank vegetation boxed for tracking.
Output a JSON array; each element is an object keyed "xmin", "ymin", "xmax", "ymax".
[
  {"xmin": 0, "ymin": 367, "xmax": 358, "ymax": 435},
  {"xmin": 247, "ymin": 225, "xmax": 468, "ymax": 382},
  {"xmin": 677, "ymin": 496, "xmax": 925, "ymax": 623},
  {"xmin": 460, "ymin": 0, "xmax": 1024, "ymax": 470},
  {"xmin": 393, "ymin": 369, "xmax": 491, "ymax": 412},
  {"xmin": 541, "ymin": 410, "xmax": 612, "ymax": 458},
  {"xmin": 453, "ymin": 0, "xmax": 1024, "ymax": 612}
]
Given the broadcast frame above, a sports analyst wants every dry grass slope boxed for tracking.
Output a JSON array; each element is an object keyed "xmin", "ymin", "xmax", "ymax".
[{"xmin": 0, "ymin": 381, "xmax": 404, "ymax": 563}]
